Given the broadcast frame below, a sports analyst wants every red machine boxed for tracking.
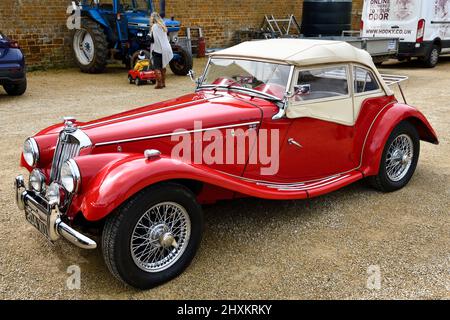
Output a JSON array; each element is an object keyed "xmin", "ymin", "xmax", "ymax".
[
  {"xmin": 128, "ymin": 68, "xmax": 157, "ymax": 86},
  {"xmin": 14, "ymin": 39, "xmax": 438, "ymax": 290}
]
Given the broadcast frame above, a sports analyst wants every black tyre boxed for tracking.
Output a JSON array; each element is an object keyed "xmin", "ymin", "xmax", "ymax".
[
  {"xmin": 131, "ymin": 50, "xmax": 151, "ymax": 70},
  {"xmin": 421, "ymin": 44, "xmax": 440, "ymax": 68},
  {"xmin": 102, "ymin": 182, "xmax": 203, "ymax": 289},
  {"xmin": 72, "ymin": 19, "xmax": 109, "ymax": 73},
  {"xmin": 135, "ymin": 77, "xmax": 142, "ymax": 86},
  {"xmin": 128, "ymin": 75, "xmax": 134, "ymax": 84},
  {"xmin": 169, "ymin": 45, "xmax": 193, "ymax": 76},
  {"xmin": 369, "ymin": 121, "xmax": 420, "ymax": 192},
  {"xmin": 3, "ymin": 78, "xmax": 27, "ymax": 96}
]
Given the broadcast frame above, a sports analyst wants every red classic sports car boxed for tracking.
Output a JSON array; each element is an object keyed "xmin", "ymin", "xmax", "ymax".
[
  {"xmin": 128, "ymin": 68, "xmax": 157, "ymax": 86},
  {"xmin": 14, "ymin": 39, "xmax": 438, "ymax": 289}
]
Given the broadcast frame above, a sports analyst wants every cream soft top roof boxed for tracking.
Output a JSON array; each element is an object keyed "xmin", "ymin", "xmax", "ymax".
[
  {"xmin": 210, "ymin": 39, "xmax": 392, "ymax": 95},
  {"xmin": 210, "ymin": 39, "xmax": 375, "ymax": 68}
]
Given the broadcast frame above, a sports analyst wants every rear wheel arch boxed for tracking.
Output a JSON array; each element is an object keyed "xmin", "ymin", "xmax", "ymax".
[
  {"xmin": 404, "ymin": 116, "xmax": 439, "ymax": 144},
  {"xmin": 433, "ymin": 37, "xmax": 442, "ymax": 49},
  {"xmin": 361, "ymin": 107, "xmax": 437, "ymax": 176},
  {"xmin": 368, "ymin": 121, "xmax": 420, "ymax": 192}
]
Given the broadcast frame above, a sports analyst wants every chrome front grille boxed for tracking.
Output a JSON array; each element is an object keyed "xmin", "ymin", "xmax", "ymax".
[{"xmin": 50, "ymin": 131, "xmax": 80, "ymax": 182}]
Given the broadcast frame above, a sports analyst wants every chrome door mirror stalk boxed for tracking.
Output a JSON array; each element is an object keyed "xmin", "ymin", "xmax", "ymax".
[{"xmin": 188, "ymin": 69, "xmax": 196, "ymax": 82}]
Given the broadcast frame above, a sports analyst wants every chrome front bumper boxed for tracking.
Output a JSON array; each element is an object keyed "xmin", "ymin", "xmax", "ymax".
[{"xmin": 14, "ymin": 175, "xmax": 97, "ymax": 249}]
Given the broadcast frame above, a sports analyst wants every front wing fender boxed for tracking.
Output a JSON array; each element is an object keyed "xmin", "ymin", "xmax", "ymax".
[{"xmin": 79, "ymin": 155, "xmax": 308, "ymax": 221}]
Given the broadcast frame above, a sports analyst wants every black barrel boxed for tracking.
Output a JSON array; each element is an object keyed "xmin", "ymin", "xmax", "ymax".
[{"xmin": 301, "ymin": 0, "xmax": 352, "ymax": 37}]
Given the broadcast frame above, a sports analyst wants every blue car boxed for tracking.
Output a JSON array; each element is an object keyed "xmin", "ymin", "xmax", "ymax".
[{"xmin": 0, "ymin": 32, "xmax": 26, "ymax": 96}]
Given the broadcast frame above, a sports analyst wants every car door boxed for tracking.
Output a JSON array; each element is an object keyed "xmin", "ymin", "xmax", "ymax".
[{"xmin": 275, "ymin": 64, "xmax": 358, "ymax": 181}]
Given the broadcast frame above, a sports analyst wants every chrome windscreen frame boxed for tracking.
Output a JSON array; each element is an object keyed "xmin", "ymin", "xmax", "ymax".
[{"xmin": 196, "ymin": 56, "xmax": 294, "ymax": 119}]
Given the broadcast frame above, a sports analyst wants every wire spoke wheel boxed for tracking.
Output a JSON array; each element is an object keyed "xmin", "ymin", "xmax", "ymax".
[
  {"xmin": 385, "ymin": 134, "xmax": 414, "ymax": 182},
  {"xmin": 130, "ymin": 201, "xmax": 191, "ymax": 273}
]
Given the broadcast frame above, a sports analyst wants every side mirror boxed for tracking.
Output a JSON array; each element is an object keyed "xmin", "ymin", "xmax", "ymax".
[
  {"xmin": 188, "ymin": 69, "xmax": 196, "ymax": 82},
  {"xmin": 294, "ymin": 84, "xmax": 310, "ymax": 95},
  {"xmin": 188, "ymin": 69, "xmax": 203, "ymax": 86},
  {"xmin": 285, "ymin": 84, "xmax": 310, "ymax": 99}
]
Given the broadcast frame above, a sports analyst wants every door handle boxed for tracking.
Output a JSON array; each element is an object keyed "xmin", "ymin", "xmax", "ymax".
[{"xmin": 288, "ymin": 138, "xmax": 303, "ymax": 148}]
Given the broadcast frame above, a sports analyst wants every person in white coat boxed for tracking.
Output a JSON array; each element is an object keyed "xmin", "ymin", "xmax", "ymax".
[{"xmin": 148, "ymin": 12, "xmax": 174, "ymax": 89}]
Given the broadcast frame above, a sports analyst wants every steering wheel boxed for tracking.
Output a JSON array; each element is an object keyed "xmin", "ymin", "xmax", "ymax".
[
  {"xmin": 254, "ymin": 83, "xmax": 285, "ymax": 99},
  {"xmin": 212, "ymin": 77, "xmax": 242, "ymax": 87}
]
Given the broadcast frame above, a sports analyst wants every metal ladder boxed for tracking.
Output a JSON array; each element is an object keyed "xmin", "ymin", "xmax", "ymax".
[{"xmin": 262, "ymin": 15, "xmax": 301, "ymax": 38}]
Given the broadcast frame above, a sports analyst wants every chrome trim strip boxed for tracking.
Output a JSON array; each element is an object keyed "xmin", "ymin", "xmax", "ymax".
[
  {"xmin": 80, "ymin": 96, "xmax": 222, "ymax": 129},
  {"xmin": 95, "ymin": 121, "xmax": 261, "ymax": 146},
  {"xmin": 217, "ymin": 170, "xmax": 346, "ymax": 186},
  {"xmin": 276, "ymin": 174, "xmax": 351, "ymax": 191},
  {"xmin": 197, "ymin": 85, "xmax": 282, "ymax": 101},
  {"xmin": 259, "ymin": 174, "xmax": 341, "ymax": 188}
]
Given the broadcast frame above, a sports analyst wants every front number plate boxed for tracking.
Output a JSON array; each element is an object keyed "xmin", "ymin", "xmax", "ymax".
[{"xmin": 25, "ymin": 203, "xmax": 50, "ymax": 239}]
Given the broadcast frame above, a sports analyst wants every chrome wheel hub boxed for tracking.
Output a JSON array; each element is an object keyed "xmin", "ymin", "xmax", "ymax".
[
  {"xmin": 385, "ymin": 134, "xmax": 414, "ymax": 182},
  {"xmin": 73, "ymin": 30, "xmax": 94, "ymax": 65},
  {"xmin": 130, "ymin": 202, "xmax": 191, "ymax": 273}
]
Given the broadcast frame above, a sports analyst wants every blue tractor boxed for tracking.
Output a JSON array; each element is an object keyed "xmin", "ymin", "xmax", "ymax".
[{"xmin": 69, "ymin": 0, "xmax": 193, "ymax": 75}]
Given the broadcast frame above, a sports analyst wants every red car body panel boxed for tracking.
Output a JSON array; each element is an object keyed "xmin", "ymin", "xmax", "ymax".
[
  {"xmin": 360, "ymin": 102, "xmax": 439, "ymax": 177},
  {"xmin": 22, "ymin": 88, "xmax": 438, "ymax": 223}
]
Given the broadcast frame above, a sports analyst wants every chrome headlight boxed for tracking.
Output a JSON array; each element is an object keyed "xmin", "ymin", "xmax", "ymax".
[
  {"xmin": 46, "ymin": 182, "xmax": 61, "ymax": 205},
  {"xmin": 29, "ymin": 169, "xmax": 46, "ymax": 193},
  {"xmin": 23, "ymin": 138, "xmax": 39, "ymax": 167},
  {"xmin": 60, "ymin": 159, "xmax": 81, "ymax": 193}
]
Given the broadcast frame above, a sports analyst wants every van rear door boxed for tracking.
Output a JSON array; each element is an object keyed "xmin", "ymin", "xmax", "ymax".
[{"xmin": 362, "ymin": 0, "xmax": 422, "ymax": 43}]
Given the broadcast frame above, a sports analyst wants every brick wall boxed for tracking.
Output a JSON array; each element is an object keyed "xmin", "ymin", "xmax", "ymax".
[
  {"xmin": 0, "ymin": 0, "xmax": 73, "ymax": 69},
  {"xmin": 0, "ymin": 0, "xmax": 363, "ymax": 69}
]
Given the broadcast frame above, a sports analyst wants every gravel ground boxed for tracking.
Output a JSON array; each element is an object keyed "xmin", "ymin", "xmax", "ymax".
[{"xmin": 0, "ymin": 57, "xmax": 449, "ymax": 300}]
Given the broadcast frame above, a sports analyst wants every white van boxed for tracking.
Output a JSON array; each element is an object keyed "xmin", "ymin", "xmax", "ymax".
[{"xmin": 361, "ymin": 0, "xmax": 450, "ymax": 67}]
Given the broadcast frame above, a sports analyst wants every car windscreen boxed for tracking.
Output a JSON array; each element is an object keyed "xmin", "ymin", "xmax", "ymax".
[{"xmin": 201, "ymin": 58, "xmax": 291, "ymax": 100}]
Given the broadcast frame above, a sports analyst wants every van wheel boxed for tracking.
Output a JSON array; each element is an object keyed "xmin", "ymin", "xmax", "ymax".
[
  {"xmin": 421, "ymin": 44, "xmax": 440, "ymax": 68},
  {"xmin": 102, "ymin": 183, "xmax": 203, "ymax": 289}
]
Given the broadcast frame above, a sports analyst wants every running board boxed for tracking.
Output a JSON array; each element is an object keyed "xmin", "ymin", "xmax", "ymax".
[{"xmin": 216, "ymin": 169, "xmax": 364, "ymax": 200}]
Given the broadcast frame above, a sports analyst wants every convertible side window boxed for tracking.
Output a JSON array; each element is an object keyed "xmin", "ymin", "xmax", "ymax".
[
  {"xmin": 353, "ymin": 67, "xmax": 379, "ymax": 93},
  {"xmin": 296, "ymin": 66, "xmax": 349, "ymax": 101}
]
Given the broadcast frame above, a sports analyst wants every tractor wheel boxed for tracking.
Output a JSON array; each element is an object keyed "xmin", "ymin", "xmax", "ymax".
[
  {"xmin": 131, "ymin": 50, "xmax": 151, "ymax": 70},
  {"xmin": 72, "ymin": 19, "xmax": 109, "ymax": 73},
  {"xmin": 169, "ymin": 45, "xmax": 193, "ymax": 76},
  {"xmin": 128, "ymin": 75, "xmax": 134, "ymax": 84}
]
